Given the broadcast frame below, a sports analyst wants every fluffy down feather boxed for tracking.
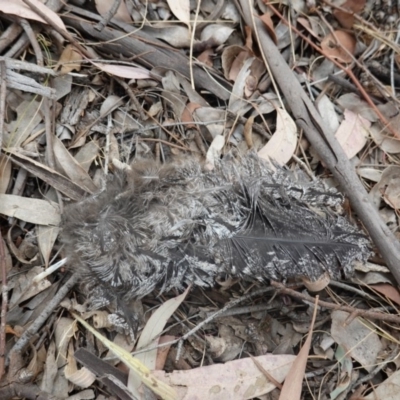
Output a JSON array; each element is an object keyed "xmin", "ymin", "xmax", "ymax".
[{"xmin": 61, "ymin": 154, "xmax": 370, "ymax": 304}]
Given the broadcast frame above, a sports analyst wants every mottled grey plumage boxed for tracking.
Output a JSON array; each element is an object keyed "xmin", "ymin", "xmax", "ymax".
[{"xmin": 61, "ymin": 154, "xmax": 370, "ymax": 307}]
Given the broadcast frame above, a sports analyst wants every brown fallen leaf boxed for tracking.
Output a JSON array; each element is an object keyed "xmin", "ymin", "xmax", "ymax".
[{"xmin": 153, "ymin": 353, "xmax": 296, "ymax": 400}]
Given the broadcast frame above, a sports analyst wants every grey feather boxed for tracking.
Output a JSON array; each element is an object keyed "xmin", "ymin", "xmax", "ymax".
[{"xmin": 61, "ymin": 154, "xmax": 370, "ymax": 306}]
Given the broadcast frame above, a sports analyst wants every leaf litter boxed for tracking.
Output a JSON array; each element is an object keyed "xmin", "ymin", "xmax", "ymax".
[{"xmin": 0, "ymin": 1, "xmax": 400, "ymax": 399}]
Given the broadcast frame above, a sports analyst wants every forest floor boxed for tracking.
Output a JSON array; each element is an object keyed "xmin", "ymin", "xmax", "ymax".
[{"xmin": 1, "ymin": 0, "xmax": 400, "ymax": 399}]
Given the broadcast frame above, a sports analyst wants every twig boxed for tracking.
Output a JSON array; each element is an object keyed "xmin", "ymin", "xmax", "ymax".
[
  {"xmin": 0, "ymin": 59, "xmax": 6, "ymax": 150},
  {"xmin": 18, "ymin": 18, "xmax": 43, "ymax": 66},
  {"xmin": 0, "ymin": 23, "xmax": 23, "ymax": 53},
  {"xmin": 95, "ymin": 0, "xmax": 122, "ymax": 31},
  {"xmin": 21, "ymin": 0, "xmax": 93, "ymax": 60},
  {"xmin": 0, "ymin": 232, "xmax": 8, "ymax": 380},
  {"xmin": 270, "ymin": 281, "xmax": 400, "ymax": 324},
  {"xmin": 8, "ymin": 273, "xmax": 79, "ymax": 357}
]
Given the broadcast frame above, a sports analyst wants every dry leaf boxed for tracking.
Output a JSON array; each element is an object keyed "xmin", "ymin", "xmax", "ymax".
[
  {"xmin": 37, "ymin": 225, "xmax": 60, "ymax": 268},
  {"xmin": 370, "ymin": 283, "xmax": 400, "ymax": 306},
  {"xmin": 244, "ymin": 115, "xmax": 254, "ymax": 149},
  {"xmin": 72, "ymin": 313, "xmax": 176, "ymax": 400},
  {"xmin": 152, "ymin": 353, "xmax": 296, "ymax": 399},
  {"xmin": 279, "ymin": 297, "xmax": 318, "ymax": 400},
  {"xmin": 370, "ymin": 124, "xmax": 400, "ymax": 153},
  {"xmin": 0, "ymin": 194, "xmax": 60, "ymax": 225},
  {"xmin": 200, "ymin": 25, "xmax": 234, "ymax": 45},
  {"xmin": 221, "ymin": 46, "xmax": 250, "ymax": 81},
  {"xmin": 321, "ymin": 30, "xmax": 356, "ymax": 63},
  {"xmin": 94, "ymin": 0, "xmax": 132, "ymax": 23},
  {"xmin": 335, "ymin": 109, "xmax": 370, "ymax": 159},
  {"xmin": 6, "ymin": 99, "xmax": 43, "ymax": 147},
  {"xmin": 129, "ymin": 288, "xmax": 190, "ymax": 396},
  {"xmin": 144, "ymin": 25, "xmax": 191, "ymax": 48},
  {"xmin": 6, "ymin": 149, "xmax": 86, "ymax": 201},
  {"xmin": 331, "ymin": 310, "xmax": 383, "ymax": 372},
  {"xmin": 336, "ymin": 93, "xmax": 377, "ymax": 122},
  {"xmin": 376, "ymin": 166, "xmax": 400, "ymax": 209},
  {"xmin": 333, "ymin": 0, "xmax": 366, "ymax": 29},
  {"xmin": 228, "ymin": 57, "xmax": 254, "ymax": 115},
  {"xmin": 205, "ymin": 135, "xmax": 225, "ymax": 170},
  {"xmin": 41, "ymin": 341, "xmax": 57, "ymax": 392},
  {"xmin": 259, "ymin": 13, "xmax": 277, "ymax": 44},
  {"xmin": 58, "ymin": 45, "xmax": 83, "ymax": 74},
  {"xmin": 364, "ymin": 369, "xmax": 400, "ymax": 399},
  {"xmin": 258, "ymin": 108, "xmax": 297, "ymax": 166},
  {"xmin": 65, "ymin": 342, "xmax": 96, "ymax": 388},
  {"xmin": 166, "ymin": 0, "xmax": 190, "ymax": 27},
  {"xmin": 0, "ymin": 0, "xmax": 66, "ymax": 31},
  {"xmin": 0, "ymin": 153, "xmax": 11, "ymax": 194},
  {"xmin": 181, "ymin": 102, "xmax": 202, "ymax": 129},
  {"xmin": 317, "ymin": 94, "xmax": 339, "ymax": 133},
  {"xmin": 53, "ymin": 136, "xmax": 98, "ymax": 194},
  {"xmin": 95, "ymin": 63, "xmax": 151, "ymax": 80}
]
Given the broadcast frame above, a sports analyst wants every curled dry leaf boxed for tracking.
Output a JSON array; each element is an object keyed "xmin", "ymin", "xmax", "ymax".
[
  {"xmin": 57, "ymin": 45, "xmax": 83, "ymax": 74},
  {"xmin": 376, "ymin": 166, "xmax": 400, "ymax": 209},
  {"xmin": 194, "ymin": 107, "xmax": 225, "ymax": 137},
  {"xmin": 166, "ymin": 0, "xmax": 190, "ymax": 28},
  {"xmin": 0, "ymin": 0, "xmax": 66, "ymax": 31},
  {"xmin": 0, "ymin": 154, "xmax": 11, "ymax": 194},
  {"xmin": 243, "ymin": 115, "xmax": 254, "ymax": 149},
  {"xmin": 321, "ymin": 30, "xmax": 356, "ymax": 63},
  {"xmin": 221, "ymin": 46, "xmax": 250, "ymax": 81},
  {"xmin": 205, "ymin": 135, "xmax": 225, "ymax": 170},
  {"xmin": 258, "ymin": 108, "xmax": 297, "ymax": 166},
  {"xmin": 65, "ymin": 342, "xmax": 96, "ymax": 388},
  {"xmin": 228, "ymin": 57, "xmax": 254, "ymax": 115}
]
